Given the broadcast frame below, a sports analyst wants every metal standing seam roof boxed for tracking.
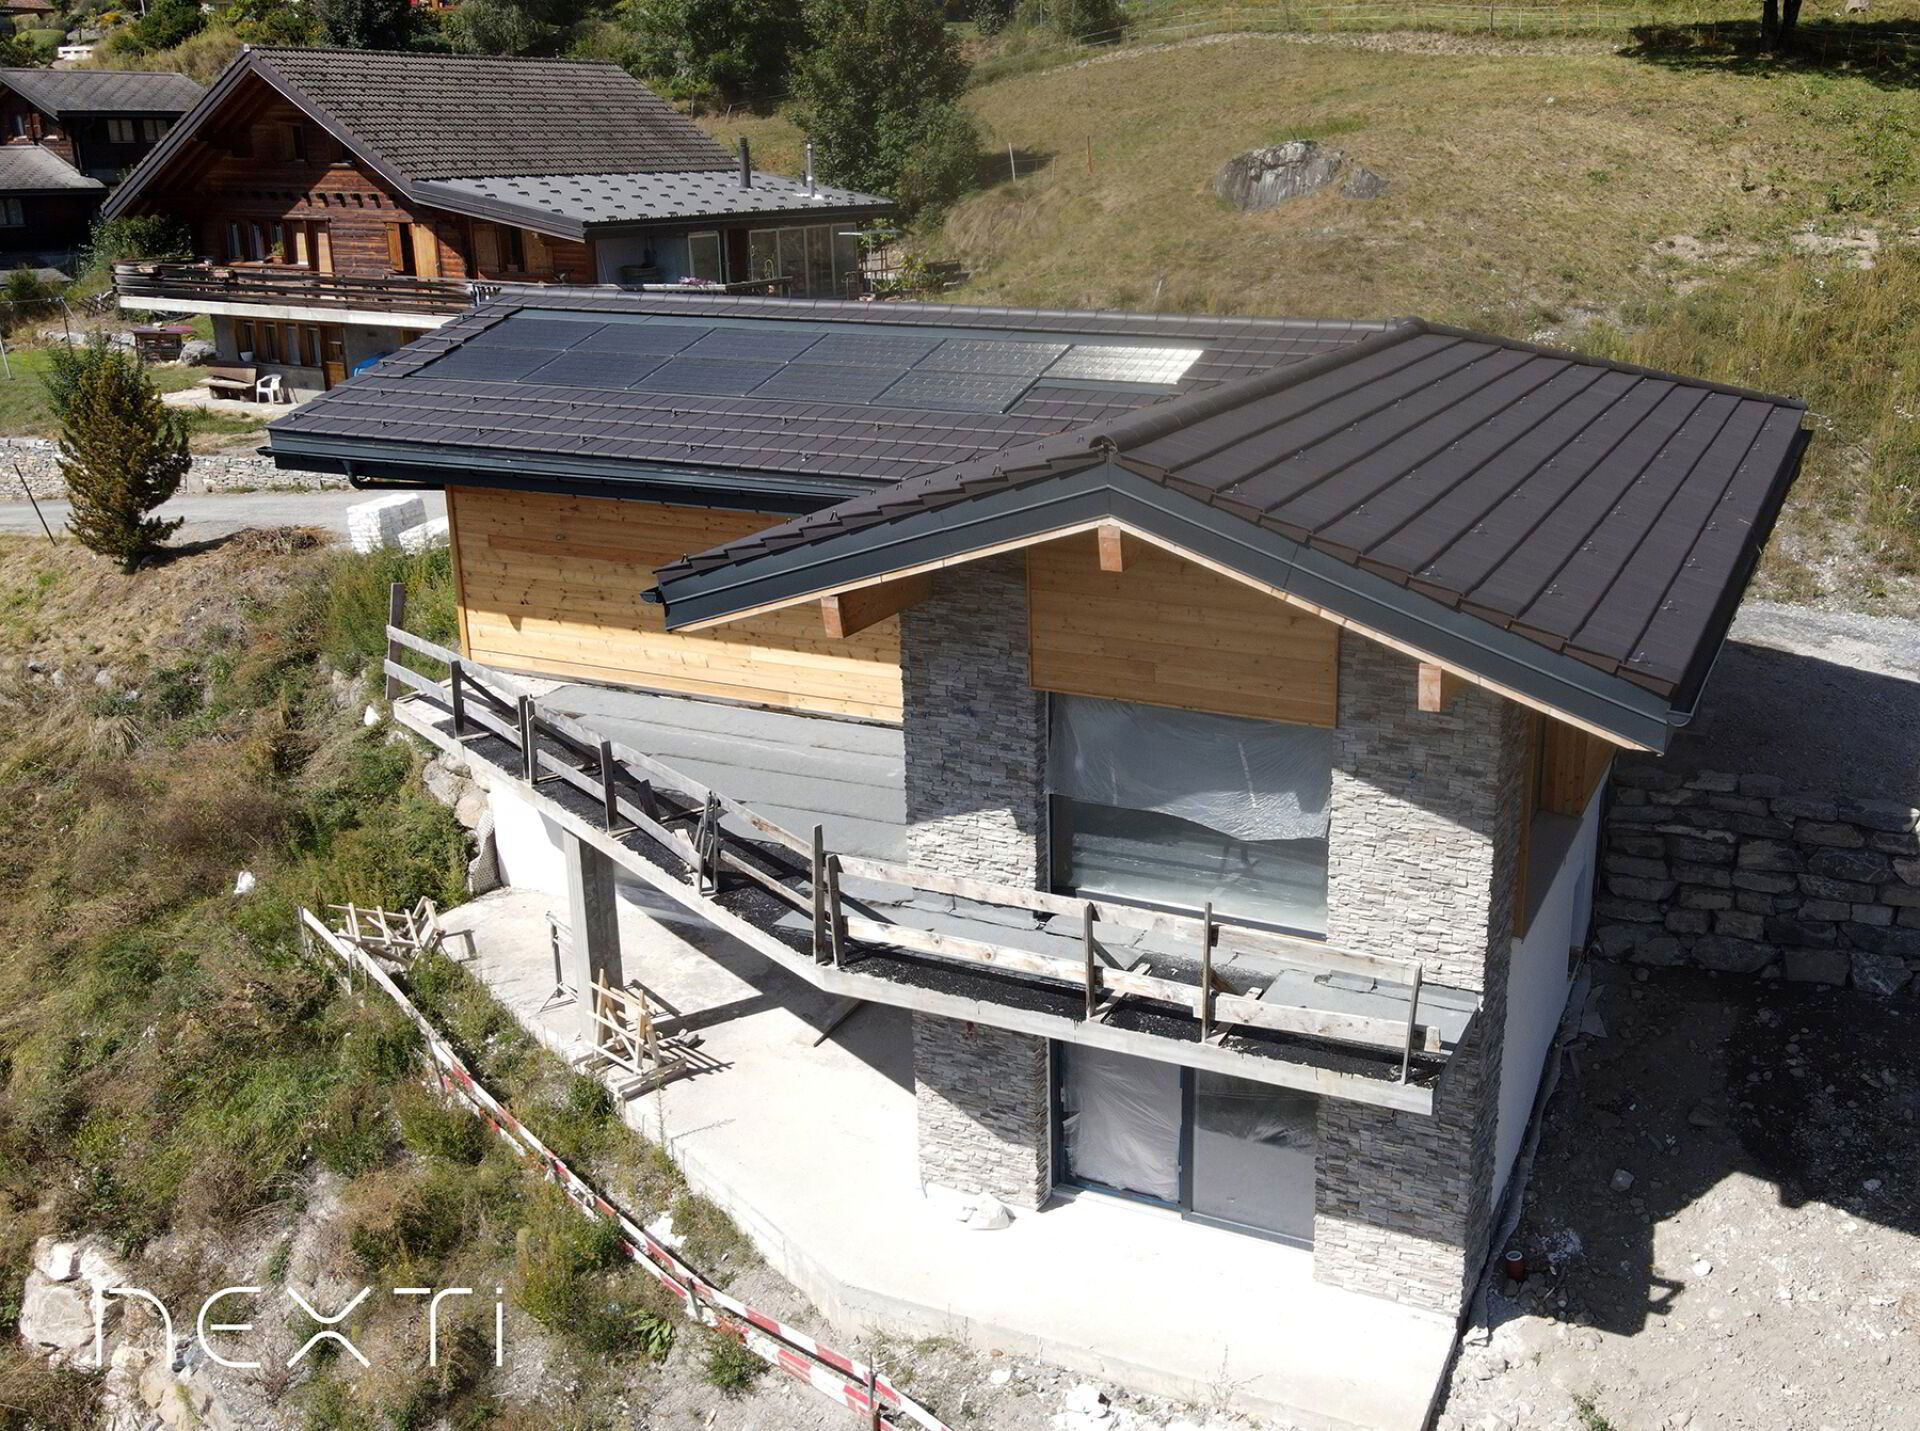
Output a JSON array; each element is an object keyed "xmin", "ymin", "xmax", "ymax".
[
  {"xmin": 649, "ymin": 319, "xmax": 1809, "ymax": 718},
  {"xmin": 416, "ymin": 169, "xmax": 894, "ymax": 230},
  {"xmin": 0, "ymin": 144, "xmax": 105, "ymax": 194},
  {"xmin": 0, "ymin": 68, "xmax": 203, "ymax": 117},
  {"xmin": 266, "ymin": 288, "xmax": 1390, "ymax": 495}
]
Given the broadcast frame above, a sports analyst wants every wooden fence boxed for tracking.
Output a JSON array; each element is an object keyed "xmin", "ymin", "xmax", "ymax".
[{"xmin": 384, "ymin": 602, "xmax": 1453, "ymax": 1080}]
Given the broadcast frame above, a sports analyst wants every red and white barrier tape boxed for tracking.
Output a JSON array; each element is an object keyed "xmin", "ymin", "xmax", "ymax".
[{"xmin": 300, "ymin": 909, "xmax": 949, "ymax": 1431}]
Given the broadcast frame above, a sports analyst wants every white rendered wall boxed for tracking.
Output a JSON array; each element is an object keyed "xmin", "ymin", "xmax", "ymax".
[
  {"xmin": 1493, "ymin": 778, "xmax": 1604, "ymax": 1204},
  {"xmin": 486, "ymin": 777, "xmax": 570, "ymax": 900}
]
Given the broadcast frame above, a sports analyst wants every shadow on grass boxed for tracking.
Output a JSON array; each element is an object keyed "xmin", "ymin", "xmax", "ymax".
[{"xmin": 1625, "ymin": 18, "xmax": 1920, "ymax": 90}]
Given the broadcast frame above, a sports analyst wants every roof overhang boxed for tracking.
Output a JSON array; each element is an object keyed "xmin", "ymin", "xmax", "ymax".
[{"xmin": 651, "ymin": 456, "xmax": 1687, "ymax": 752}]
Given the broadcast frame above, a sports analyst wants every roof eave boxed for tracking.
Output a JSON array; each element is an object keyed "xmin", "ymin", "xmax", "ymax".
[
  {"xmin": 653, "ymin": 458, "xmax": 1684, "ymax": 751},
  {"xmin": 580, "ymin": 199, "xmax": 896, "ymax": 237},
  {"xmin": 411, "ymin": 179, "xmax": 586, "ymax": 241}
]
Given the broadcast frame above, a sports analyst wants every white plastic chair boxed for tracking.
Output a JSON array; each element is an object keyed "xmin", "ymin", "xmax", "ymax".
[{"xmin": 253, "ymin": 373, "xmax": 284, "ymax": 405}]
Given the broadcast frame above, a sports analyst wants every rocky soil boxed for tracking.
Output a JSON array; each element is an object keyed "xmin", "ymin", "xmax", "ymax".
[{"xmin": 1438, "ymin": 961, "xmax": 1918, "ymax": 1431}]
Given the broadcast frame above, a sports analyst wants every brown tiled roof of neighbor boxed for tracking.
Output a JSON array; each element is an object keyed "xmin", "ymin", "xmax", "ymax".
[
  {"xmin": 650, "ymin": 321, "xmax": 1808, "ymax": 706},
  {"xmin": 0, "ymin": 143, "xmax": 104, "ymax": 193},
  {"xmin": 252, "ymin": 48, "xmax": 735, "ymax": 180},
  {"xmin": 0, "ymin": 67, "xmax": 202, "ymax": 117}
]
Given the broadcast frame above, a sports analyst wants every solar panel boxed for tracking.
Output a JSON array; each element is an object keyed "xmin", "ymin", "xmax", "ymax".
[
  {"xmin": 684, "ymin": 327, "xmax": 823, "ymax": 361},
  {"xmin": 802, "ymin": 331, "xmax": 945, "ymax": 367},
  {"xmin": 1047, "ymin": 345, "xmax": 1204, "ymax": 385},
  {"xmin": 876, "ymin": 370, "xmax": 1035, "ymax": 413},
  {"xmin": 522, "ymin": 350, "xmax": 667, "ymax": 390},
  {"xmin": 575, "ymin": 323, "xmax": 710, "ymax": 356},
  {"xmin": 752, "ymin": 364, "xmax": 901, "ymax": 403},
  {"xmin": 634, "ymin": 357, "xmax": 786, "ymax": 396},
  {"xmin": 465, "ymin": 317, "xmax": 607, "ymax": 350},
  {"xmin": 917, "ymin": 339, "xmax": 1068, "ymax": 377},
  {"xmin": 419, "ymin": 346, "xmax": 561, "ymax": 383}
]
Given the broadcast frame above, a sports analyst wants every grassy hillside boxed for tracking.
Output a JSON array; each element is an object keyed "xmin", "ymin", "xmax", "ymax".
[{"xmin": 0, "ymin": 533, "xmax": 765, "ymax": 1428}]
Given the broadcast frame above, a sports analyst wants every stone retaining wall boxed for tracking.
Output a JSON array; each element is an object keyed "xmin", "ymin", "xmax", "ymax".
[
  {"xmin": 1596, "ymin": 762, "xmax": 1920, "ymax": 994},
  {"xmin": 0, "ymin": 434, "xmax": 345, "ymax": 501}
]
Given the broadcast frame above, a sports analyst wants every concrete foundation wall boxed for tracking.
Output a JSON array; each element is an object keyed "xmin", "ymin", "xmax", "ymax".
[
  {"xmin": 901, "ymin": 555, "xmax": 1047, "ymax": 888},
  {"xmin": 912, "ymin": 1014, "xmax": 1052, "ymax": 1210}
]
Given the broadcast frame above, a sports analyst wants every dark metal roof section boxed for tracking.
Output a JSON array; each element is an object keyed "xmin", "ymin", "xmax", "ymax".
[
  {"xmin": 415, "ymin": 169, "xmax": 893, "ymax": 233},
  {"xmin": 265, "ymin": 288, "xmax": 1389, "ymax": 500},
  {"xmin": 651, "ymin": 320, "xmax": 1809, "ymax": 745},
  {"xmin": 103, "ymin": 49, "xmax": 880, "ymax": 237},
  {"xmin": 244, "ymin": 48, "xmax": 732, "ymax": 180},
  {"xmin": 0, "ymin": 67, "xmax": 203, "ymax": 118},
  {"xmin": 0, "ymin": 145, "xmax": 105, "ymax": 195}
]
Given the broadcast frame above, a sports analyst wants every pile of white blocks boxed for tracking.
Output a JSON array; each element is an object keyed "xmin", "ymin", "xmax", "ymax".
[{"xmin": 346, "ymin": 493, "xmax": 448, "ymax": 554}]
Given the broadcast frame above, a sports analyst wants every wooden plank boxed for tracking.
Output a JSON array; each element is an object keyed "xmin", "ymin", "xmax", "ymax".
[
  {"xmin": 450, "ymin": 486, "xmax": 903, "ymax": 723},
  {"xmin": 821, "ymin": 574, "xmax": 931, "ymax": 639},
  {"xmin": 1028, "ymin": 531, "xmax": 1340, "ymax": 727},
  {"xmin": 1539, "ymin": 718, "xmax": 1614, "ymax": 816},
  {"xmin": 1418, "ymin": 662, "xmax": 1463, "ymax": 713}
]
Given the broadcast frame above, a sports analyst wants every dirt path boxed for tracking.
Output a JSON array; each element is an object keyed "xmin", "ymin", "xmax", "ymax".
[{"xmin": 1438, "ymin": 961, "xmax": 1919, "ymax": 1431}]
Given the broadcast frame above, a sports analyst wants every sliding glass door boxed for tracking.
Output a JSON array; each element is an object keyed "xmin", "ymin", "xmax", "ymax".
[{"xmin": 1057, "ymin": 1047, "xmax": 1319, "ymax": 1245}]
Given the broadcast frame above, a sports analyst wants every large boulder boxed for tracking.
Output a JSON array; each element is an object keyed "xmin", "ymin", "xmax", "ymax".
[
  {"xmin": 18, "ymin": 1272, "xmax": 97, "ymax": 1355},
  {"xmin": 1214, "ymin": 140, "xmax": 1387, "ymax": 211}
]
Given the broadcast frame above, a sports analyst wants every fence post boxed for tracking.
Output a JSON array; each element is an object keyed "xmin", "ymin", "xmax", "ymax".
[
  {"xmin": 598, "ymin": 740, "xmax": 621, "ymax": 833},
  {"xmin": 810, "ymin": 824, "xmax": 827, "ymax": 961},
  {"xmin": 449, "ymin": 659, "xmax": 467, "ymax": 736},
  {"xmin": 517, "ymin": 696, "xmax": 537, "ymax": 783},
  {"xmin": 384, "ymin": 582, "xmax": 406, "ymax": 700},
  {"xmin": 1199, "ymin": 900, "xmax": 1215, "ymax": 1041}
]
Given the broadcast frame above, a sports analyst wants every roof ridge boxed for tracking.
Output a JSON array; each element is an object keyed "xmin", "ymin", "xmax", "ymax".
[
  {"xmin": 1087, "ymin": 319, "xmax": 1428, "ymax": 457},
  {"xmin": 1421, "ymin": 322, "xmax": 1806, "ymax": 411},
  {"xmin": 246, "ymin": 45, "xmax": 631, "ymax": 69}
]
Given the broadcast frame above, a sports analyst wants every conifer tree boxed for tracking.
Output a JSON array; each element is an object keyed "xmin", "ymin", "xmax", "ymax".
[{"xmin": 52, "ymin": 343, "xmax": 190, "ymax": 571}]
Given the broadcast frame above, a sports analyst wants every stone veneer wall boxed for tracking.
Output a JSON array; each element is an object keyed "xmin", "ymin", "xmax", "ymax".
[
  {"xmin": 912, "ymin": 1015, "xmax": 1052, "ymax": 1209},
  {"xmin": 1595, "ymin": 762, "xmax": 1920, "ymax": 994},
  {"xmin": 1313, "ymin": 637, "xmax": 1530, "ymax": 1314},
  {"xmin": 900, "ymin": 555, "xmax": 1053, "ymax": 1211},
  {"xmin": 900, "ymin": 555, "xmax": 1047, "ymax": 887},
  {"xmin": 1, "ymin": 434, "xmax": 345, "ymax": 500}
]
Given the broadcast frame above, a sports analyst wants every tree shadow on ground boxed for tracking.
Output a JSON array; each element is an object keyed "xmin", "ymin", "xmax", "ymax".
[{"xmin": 1624, "ymin": 17, "xmax": 1920, "ymax": 91}]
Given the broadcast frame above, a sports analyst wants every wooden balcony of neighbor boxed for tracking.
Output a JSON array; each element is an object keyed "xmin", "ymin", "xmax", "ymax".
[{"xmin": 113, "ymin": 260, "xmax": 485, "ymax": 316}]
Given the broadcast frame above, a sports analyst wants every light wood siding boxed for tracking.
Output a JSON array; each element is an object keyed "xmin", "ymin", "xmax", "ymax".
[
  {"xmin": 1538, "ymin": 718, "xmax": 1616, "ymax": 817},
  {"xmin": 1026, "ymin": 531, "xmax": 1340, "ymax": 726},
  {"xmin": 452, "ymin": 487, "xmax": 903, "ymax": 722}
]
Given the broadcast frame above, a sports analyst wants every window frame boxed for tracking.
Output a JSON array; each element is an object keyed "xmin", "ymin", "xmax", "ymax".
[{"xmin": 0, "ymin": 198, "xmax": 23, "ymax": 228}]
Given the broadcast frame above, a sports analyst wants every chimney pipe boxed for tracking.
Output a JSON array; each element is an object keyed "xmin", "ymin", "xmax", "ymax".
[
  {"xmin": 739, "ymin": 138, "xmax": 751, "ymax": 188},
  {"xmin": 805, "ymin": 140, "xmax": 816, "ymax": 198}
]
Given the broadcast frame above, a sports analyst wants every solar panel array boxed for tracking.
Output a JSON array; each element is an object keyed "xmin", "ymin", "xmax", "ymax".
[{"xmin": 421, "ymin": 315, "xmax": 1205, "ymax": 415}]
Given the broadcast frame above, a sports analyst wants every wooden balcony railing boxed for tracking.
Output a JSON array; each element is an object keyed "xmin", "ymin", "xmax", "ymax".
[{"xmin": 113, "ymin": 261, "xmax": 485, "ymax": 316}]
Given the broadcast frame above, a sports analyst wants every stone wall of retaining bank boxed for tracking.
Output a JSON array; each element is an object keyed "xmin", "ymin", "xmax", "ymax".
[
  {"xmin": 1595, "ymin": 763, "xmax": 1920, "ymax": 994},
  {"xmin": 0, "ymin": 434, "xmax": 345, "ymax": 501}
]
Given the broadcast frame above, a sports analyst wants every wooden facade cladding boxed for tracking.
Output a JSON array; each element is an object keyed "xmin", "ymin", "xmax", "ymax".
[
  {"xmin": 1026, "ymin": 530, "xmax": 1340, "ymax": 727},
  {"xmin": 450, "ymin": 487, "xmax": 903, "ymax": 722},
  {"xmin": 1537, "ymin": 718, "xmax": 1615, "ymax": 817},
  {"xmin": 141, "ymin": 83, "xmax": 592, "ymax": 285}
]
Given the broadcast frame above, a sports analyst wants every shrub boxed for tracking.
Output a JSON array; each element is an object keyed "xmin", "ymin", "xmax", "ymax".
[
  {"xmin": 314, "ymin": 0, "xmax": 416, "ymax": 48},
  {"xmin": 701, "ymin": 1332, "xmax": 766, "ymax": 1393},
  {"xmin": 621, "ymin": 0, "xmax": 808, "ymax": 106},
  {"xmin": 312, "ymin": 1082, "xmax": 394, "ymax": 1176},
  {"xmin": 49, "ymin": 340, "xmax": 190, "ymax": 571},
  {"xmin": 1016, "ymin": 0, "xmax": 1120, "ymax": 40},
  {"xmin": 394, "ymin": 1082, "xmax": 486, "ymax": 1164},
  {"xmin": 122, "ymin": 0, "xmax": 208, "ymax": 52},
  {"xmin": 84, "ymin": 215, "xmax": 193, "ymax": 280}
]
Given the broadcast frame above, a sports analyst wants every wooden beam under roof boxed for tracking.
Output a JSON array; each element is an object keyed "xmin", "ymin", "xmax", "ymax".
[
  {"xmin": 820, "ymin": 573, "xmax": 931, "ymax": 639},
  {"xmin": 1418, "ymin": 662, "xmax": 1463, "ymax": 713},
  {"xmin": 1097, "ymin": 522, "xmax": 1127, "ymax": 572}
]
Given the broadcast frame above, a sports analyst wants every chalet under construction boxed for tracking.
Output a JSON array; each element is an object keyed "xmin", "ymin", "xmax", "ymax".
[{"xmin": 265, "ymin": 288, "xmax": 1808, "ymax": 1427}]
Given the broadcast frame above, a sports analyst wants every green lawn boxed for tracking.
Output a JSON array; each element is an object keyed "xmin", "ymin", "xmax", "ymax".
[{"xmin": 0, "ymin": 342, "xmax": 267, "ymax": 452}]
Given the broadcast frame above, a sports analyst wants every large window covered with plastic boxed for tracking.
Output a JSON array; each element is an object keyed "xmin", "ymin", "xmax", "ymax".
[{"xmin": 1047, "ymin": 695, "xmax": 1333, "ymax": 934}]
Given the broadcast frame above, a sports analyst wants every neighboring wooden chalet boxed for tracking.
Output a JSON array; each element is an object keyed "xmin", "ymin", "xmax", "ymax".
[
  {"xmin": 265, "ymin": 291, "xmax": 1807, "ymax": 1415},
  {"xmin": 101, "ymin": 48, "xmax": 892, "ymax": 397},
  {"xmin": 0, "ymin": 68, "xmax": 202, "ymax": 257}
]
